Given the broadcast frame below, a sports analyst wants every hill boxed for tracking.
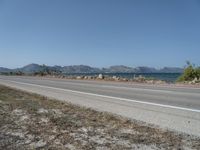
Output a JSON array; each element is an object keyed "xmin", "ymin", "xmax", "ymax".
[
  {"xmin": 0, "ymin": 64, "xmax": 184, "ymax": 74},
  {"xmin": 0, "ymin": 67, "xmax": 11, "ymax": 73}
]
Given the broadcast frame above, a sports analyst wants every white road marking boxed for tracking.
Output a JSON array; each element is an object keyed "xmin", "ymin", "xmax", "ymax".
[
  {"xmin": 1, "ymin": 78, "xmax": 200, "ymax": 113},
  {"xmin": 37, "ymin": 77, "xmax": 200, "ymax": 90},
  {"xmin": 47, "ymin": 80, "xmax": 176, "ymax": 93},
  {"xmin": 42, "ymin": 80, "xmax": 200, "ymax": 96},
  {"xmin": 2, "ymin": 75, "xmax": 200, "ymax": 90},
  {"xmin": 4, "ymin": 76, "xmax": 200, "ymax": 95}
]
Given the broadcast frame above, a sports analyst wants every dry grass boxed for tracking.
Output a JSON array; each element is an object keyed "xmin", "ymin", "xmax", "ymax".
[{"xmin": 0, "ymin": 85, "xmax": 199, "ymax": 150}]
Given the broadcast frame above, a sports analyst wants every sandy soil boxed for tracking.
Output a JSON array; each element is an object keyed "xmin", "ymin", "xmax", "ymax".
[{"xmin": 0, "ymin": 85, "xmax": 199, "ymax": 150}]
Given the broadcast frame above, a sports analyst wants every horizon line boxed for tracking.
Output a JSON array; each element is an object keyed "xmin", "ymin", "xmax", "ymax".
[{"xmin": 0, "ymin": 63, "xmax": 185, "ymax": 69}]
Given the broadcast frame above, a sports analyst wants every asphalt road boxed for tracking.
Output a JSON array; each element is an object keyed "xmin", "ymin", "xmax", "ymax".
[
  {"xmin": 0, "ymin": 75, "xmax": 200, "ymax": 110},
  {"xmin": 0, "ymin": 75, "xmax": 200, "ymax": 136}
]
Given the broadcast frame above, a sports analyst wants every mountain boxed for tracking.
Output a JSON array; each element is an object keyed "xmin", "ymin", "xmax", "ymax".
[
  {"xmin": 102, "ymin": 66, "xmax": 183, "ymax": 73},
  {"xmin": 62, "ymin": 65, "xmax": 101, "ymax": 73},
  {"xmin": 159, "ymin": 67, "xmax": 183, "ymax": 73},
  {"xmin": 135, "ymin": 67, "xmax": 158, "ymax": 73},
  {"xmin": 0, "ymin": 64, "xmax": 184, "ymax": 74},
  {"xmin": 0, "ymin": 67, "xmax": 11, "ymax": 73},
  {"xmin": 102, "ymin": 65, "xmax": 136, "ymax": 73},
  {"xmin": 16, "ymin": 64, "xmax": 44, "ymax": 73}
]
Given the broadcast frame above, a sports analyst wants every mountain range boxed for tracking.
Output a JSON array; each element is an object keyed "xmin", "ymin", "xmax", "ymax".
[{"xmin": 0, "ymin": 64, "xmax": 184, "ymax": 74}]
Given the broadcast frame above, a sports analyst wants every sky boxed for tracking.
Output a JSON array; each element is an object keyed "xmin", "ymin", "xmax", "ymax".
[{"xmin": 0, "ymin": 0, "xmax": 200, "ymax": 69}]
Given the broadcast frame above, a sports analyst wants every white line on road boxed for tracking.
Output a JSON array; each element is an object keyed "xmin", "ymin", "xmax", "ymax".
[
  {"xmin": 42, "ymin": 80, "xmax": 200, "ymax": 96},
  {"xmin": 3, "ymin": 75, "xmax": 200, "ymax": 90},
  {"xmin": 1, "ymin": 79, "xmax": 200, "ymax": 113},
  {"xmin": 4, "ymin": 76, "xmax": 200, "ymax": 96}
]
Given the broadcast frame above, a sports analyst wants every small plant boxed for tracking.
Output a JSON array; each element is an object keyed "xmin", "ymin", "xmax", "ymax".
[{"xmin": 177, "ymin": 61, "xmax": 200, "ymax": 82}]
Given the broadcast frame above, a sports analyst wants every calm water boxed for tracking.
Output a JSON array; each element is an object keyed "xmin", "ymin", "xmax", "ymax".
[{"xmin": 65, "ymin": 73, "xmax": 182, "ymax": 83}]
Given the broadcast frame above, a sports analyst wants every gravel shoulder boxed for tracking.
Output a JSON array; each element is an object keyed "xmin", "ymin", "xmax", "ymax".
[{"xmin": 0, "ymin": 85, "xmax": 199, "ymax": 150}]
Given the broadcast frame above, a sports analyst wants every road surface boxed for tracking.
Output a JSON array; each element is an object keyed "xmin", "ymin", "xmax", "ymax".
[{"xmin": 0, "ymin": 75, "xmax": 200, "ymax": 136}]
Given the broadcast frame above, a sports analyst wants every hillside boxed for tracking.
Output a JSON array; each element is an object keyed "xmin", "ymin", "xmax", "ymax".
[
  {"xmin": 0, "ymin": 64, "xmax": 184, "ymax": 74},
  {"xmin": 0, "ymin": 67, "xmax": 11, "ymax": 73}
]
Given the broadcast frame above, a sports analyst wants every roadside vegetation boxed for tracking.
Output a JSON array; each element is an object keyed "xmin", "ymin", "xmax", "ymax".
[
  {"xmin": 177, "ymin": 62, "xmax": 200, "ymax": 83},
  {"xmin": 33, "ymin": 66, "xmax": 61, "ymax": 76},
  {"xmin": 0, "ymin": 71, "xmax": 24, "ymax": 76},
  {"xmin": 0, "ymin": 85, "xmax": 199, "ymax": 149}
]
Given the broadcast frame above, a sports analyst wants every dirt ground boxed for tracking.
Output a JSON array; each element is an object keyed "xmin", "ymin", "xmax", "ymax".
[{"xmin": 0, "ymin": 85, "xmax": 199, "ymax": 150}]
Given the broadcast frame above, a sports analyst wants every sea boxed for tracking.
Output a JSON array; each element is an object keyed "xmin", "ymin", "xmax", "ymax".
[{"xmin": 64, "ymin": 73, "xmax": 182, "ymax": 83}]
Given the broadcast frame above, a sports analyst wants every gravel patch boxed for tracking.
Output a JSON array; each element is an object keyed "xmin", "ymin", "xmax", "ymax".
[{"xmin": 0, "ymin": 85, "xmax": 199, "ymax": 149}]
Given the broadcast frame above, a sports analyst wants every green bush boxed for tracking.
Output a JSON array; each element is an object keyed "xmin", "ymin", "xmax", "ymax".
[
  {"xmin": 196, "ymin": 67, "xmax": 200, "ymax": 79},
  {"xmin": 177, "ymin": 62, "xmax": 200, "ymax": 82}
]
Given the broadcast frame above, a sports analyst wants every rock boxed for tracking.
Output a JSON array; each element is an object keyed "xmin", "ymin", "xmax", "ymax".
[
  {"xmin": 37, "ymin": 108, "xmax": 48, "ymax": 113},
  {"xmin": 98, "ymin": 74, "xmax": 104, "ymax": 79},
  {"xmin": 192, "ymin": 77, "xmax": 198, "ymax": 84},
  {"xmin": 121, "ymin": 78, "xmax": 128, "ymax": 81},
  {"xmin": 146, "ymin": 80, "xmax": 155, "ymax": 84},
  {"xmin": 30, "ymin": 140, "xmax": 46, "ymax": 149},
  {"xmin": 112, "ymin": 76, "xmax": 119, "ymax": 81},
  {"xmin": 76, "ymin": 76, "xmax": 83, "ymax": 79},
  {"xmin": 154, "ymin": 80, "xmax": 166, "ymax": 84},
  {"xmin": 137, "ymin": 75, "xmax": 145, "ymax": 82},
  {"xmin": 87, "ymin": 76, "xmax": 93, "ymax": 79},
  {"xmin": 188, "ymin": 81, "xmax": 193, "ymax": 84}
]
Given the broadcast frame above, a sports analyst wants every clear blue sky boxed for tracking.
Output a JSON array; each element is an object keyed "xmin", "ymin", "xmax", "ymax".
[{"xmin": 0, "ymin": 0, "xmax": 200, "ymax": 68}]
